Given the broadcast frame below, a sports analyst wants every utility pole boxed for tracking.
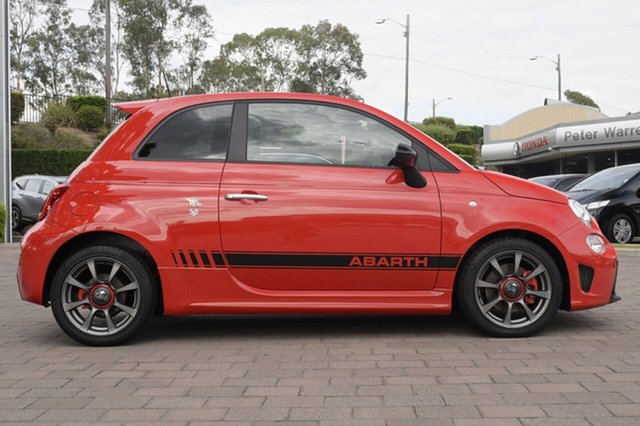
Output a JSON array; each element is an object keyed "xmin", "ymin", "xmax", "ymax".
[
  {"xmin": 556, "ymin": 53, "xmax": 562, "ymax": 101},
  {"xmin": 105, "ymin": 0, "xmax": 112, "ymax": 127},
  {"xmin": 376, "ymin": 14, "xmax": 410, "ymax": 122},
  {"xmin": 403, "ymin": 14, "xmax": 410, "ymax": 122},
  {"xmin": 1, "ymin": 0, "xmax": 11, "ymax": 242}
]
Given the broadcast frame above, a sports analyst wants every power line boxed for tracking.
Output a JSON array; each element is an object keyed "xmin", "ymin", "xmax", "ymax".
[{"xmin": 365, "ymin": 53, "xmax": 556, "ymax": 91}]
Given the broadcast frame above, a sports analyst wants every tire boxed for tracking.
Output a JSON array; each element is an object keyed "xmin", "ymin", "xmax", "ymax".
[
  {"xmin": 50, "ymin": 245, "xmax": 157, "ymax": 346},
  {"xmin": 605, "ymin": 213, "xmax": 635, "ymax": 244},
  {"xmin": 456, "ymin": 238, "xmax": 562, "ymax": 337},
  {"xmin": 11, "ymin": 206, "xmax": 24, "ymax": 232}
]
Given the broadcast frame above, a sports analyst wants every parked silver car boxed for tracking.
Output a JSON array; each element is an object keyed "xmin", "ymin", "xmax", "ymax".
[{"xmin": 11, "ymin": 175, "xmax": 67, "ymax": 232}]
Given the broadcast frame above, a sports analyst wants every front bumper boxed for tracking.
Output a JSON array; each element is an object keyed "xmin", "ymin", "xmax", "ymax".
[{"xmin": 558, "ymin": 223, "xmax": 618, "ymax": 311}]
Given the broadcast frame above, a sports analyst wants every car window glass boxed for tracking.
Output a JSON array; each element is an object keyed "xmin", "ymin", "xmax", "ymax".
[
  {"xmin": 571, "ymin": 167, "xmax": 640, "ymax": 191},
  {"xmin": 247, "ymin": 103, "xmax": 412, "ymax": 168},
  {"xmin": 24, "ymin": 179, "xmax": 42, "ymax": 193},
  {"xmin": 137, "ymin": 104, "xmax": 232, "ymax": 160},
  {"xmin": 15, "ymin": 178, "xmax": 27, "ymax": 189},
  {"xmin": 41, "ymin": 180, "xmax": 56, "ymax": 195}
]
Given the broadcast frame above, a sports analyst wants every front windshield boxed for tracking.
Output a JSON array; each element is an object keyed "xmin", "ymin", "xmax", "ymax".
[
  {"xmin": 530, "ymin": 176, "xmax": 558, "ymax": 186},
  {"xmin": 570, "ymin": 166, "xmax": 639, "ymax": 191}
]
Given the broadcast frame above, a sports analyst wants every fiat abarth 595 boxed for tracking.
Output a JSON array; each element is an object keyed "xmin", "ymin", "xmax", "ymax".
[{"xmin": 17, "ymin": 93, "xmax": 619, "ymax": 346}]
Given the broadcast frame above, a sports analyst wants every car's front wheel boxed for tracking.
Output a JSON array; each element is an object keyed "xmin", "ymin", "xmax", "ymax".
[
  {"xmin": 11, "ymin": 206, "xmax": 23, "ymax": 232},
  {"xmin": 457, "ymin": 238, "xmax": 562, "ymax": 337},
  {"xmin": 605, "ymin": 213, "xmax": 635, "ymax": 244},
  {"xmin": 50, "ymin": 245, "xmax": 157, "ymax": 346}
]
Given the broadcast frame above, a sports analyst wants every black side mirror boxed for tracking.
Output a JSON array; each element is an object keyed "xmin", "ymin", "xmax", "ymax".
[{"xmin": 388, "ymin": 144, "xmax": 427, "ymax": 189}]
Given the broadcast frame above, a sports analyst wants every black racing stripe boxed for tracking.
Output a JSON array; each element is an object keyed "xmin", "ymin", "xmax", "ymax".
[
  {"xmin": 212, "ymin": 252, "xmax": 225, "ymax": 267},
  {"xmin": 170, "ymin": 250, "xmax": 179, "ymax": 267},
  {"xmin": 225, "ymin": 253, "xmax": 461, "ymax": 270},
  {"xmin": 178, "ymin": 250, "xmax": 188, "ymax": 267},
  {"xmin": 199, "ymin": 251, "xmax": 212, "ymax": 268},
  {"xmin": 189, "ymin": 251, "xmax": 199, "ymax": 267}
]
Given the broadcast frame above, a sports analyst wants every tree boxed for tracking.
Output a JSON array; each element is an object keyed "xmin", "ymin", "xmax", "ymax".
[
  {"xmin": 119, "ymin": 0, "xmax": 185, "ymax": 97},
  {"xmin": 296, "ymin": 21, "xmax": 366, "ymax": 99},
  {"xmin": 9, "ymin": 0, "xmax": 42, "ymax": 92},
  {"xmin": 90, "ymin": 0, "xmax": 127, "ymax": 96},
  {"xmin": 202, "ymin": 21, "xmax": 366, "ymax": 99},
  {"xmin": 68, "ymin": 23, "xmax": 104, "ymax": 95},
  {"xmin": 564, "ymin": 90, "xmax": 599, "ymax": 109},
  {"xmin": 173, "ymin": 3, "xmax": 214, "ymax": 94},
  {"xmin": 26, "ymin": 0, "xmax": 75, "ymax": 97}
]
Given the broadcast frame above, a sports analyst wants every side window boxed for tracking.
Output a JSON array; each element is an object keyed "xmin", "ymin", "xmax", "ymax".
[
  {"xmin": 15, "ymin": 178, "xmax": 27, "ymax": 189},
  {"xmin": 41, "ymin": 180, "xmax": 56, "ymax": 195},
  {"xmin": 247, "ymin": 103, "xmax": 413, "ymax": 168},
  {"xmin": 137, "ymin": 103, "xmax": 233, "ymax": 161},
  {"xmin": 24, "ymin": 179, "xmax": 42, "ymax": 193}
]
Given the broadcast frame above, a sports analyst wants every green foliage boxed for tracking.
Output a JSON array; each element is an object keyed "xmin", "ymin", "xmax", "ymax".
[
  {"xmin": 416, "ymin": 124, "xmax": 456, "ymax": 145},
  {"xmin": 468, "ymin": 125, "xmax": 484, "ymax": 141},
  {"xmin": 11, "ymin": 92, "xmax": 25, "ymax": 123},
  {"xmin": 52, "ymin": 128, "xmax": 91, "ymax": 149},
  {"xmin": 448, "ymin": 143, "xmax": 477, "ymax": 165},
  {"xmin": 0, "ymin": 203, "xmax": 5, "ymax": 241},
  {"xmin": 66, "ymin": 96, "xmax": 107, "ymax": 113},
  {"xmin": 11, "ymin": 123, "xmax": 53, "ymax": 149},
  {"xmin": 454, "ymin": 127, "xmax": 476, "ymax": 145},
  {"xmin": 422, "ymin": 116, "xmax": 456, "ymax": 129},
  {"xmin": 76, "ymin": 105, "xmax": 104, "ymax": 131},
  {"xmin": 564, "ymin": 89, "xmax": 599, "ymax": 109},
  {"xmin": 11, "ymin": 149, "xmax": 92, "ymax": 177},
  {"xmin": 96, "ymin": 127, "xmax": 111, "ymax": 141},
  {"xmin": 42, "ymin": 102, "xmax": 76, "ymax": 129},
  {"xmin": 202, "ymin": 20, "xmax": 366, "ymax": 99}
]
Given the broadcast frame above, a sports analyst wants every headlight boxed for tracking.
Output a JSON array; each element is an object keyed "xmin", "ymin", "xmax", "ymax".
[
  {"xmin": 586, "ymin": 200, "xmax": 610, "ymax": 210},
  {"xmin": 586, "ymin": 234, "xmax": 606, "ymax": 254},
  {"xmin": 569, "ymin": 199, "xmax": 592, "ymax": 227}
]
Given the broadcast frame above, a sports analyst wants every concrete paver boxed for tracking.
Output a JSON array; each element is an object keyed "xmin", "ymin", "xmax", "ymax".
[{"xmin": 1, "ymin": 244, "xmax": 640, "ymax": 424}]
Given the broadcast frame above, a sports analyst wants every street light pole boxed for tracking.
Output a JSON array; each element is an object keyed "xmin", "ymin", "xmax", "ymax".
[
  {"xmin": 530, "ymin": 53, "xmax": 562, "ymax": 101},
  {"xmin": 105, "ymin": 0, "xmax": 112, "ymax": 127},
  {"xmin": 376, "ymin": 14, "xmax": 410, "ymax": 122},
  {"xmin": 432, "ymin": 97, "xmax": 453, "ymax": 118}
]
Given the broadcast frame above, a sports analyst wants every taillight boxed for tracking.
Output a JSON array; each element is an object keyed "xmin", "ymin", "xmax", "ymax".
[{"xmin": 39, "ymin": 183, "xmax": 70, "ymax": 221}]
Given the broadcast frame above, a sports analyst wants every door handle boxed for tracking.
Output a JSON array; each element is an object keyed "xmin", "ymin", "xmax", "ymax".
[{"xmin": 224, "ymin": 193, "xmax": 269, "ymax": 202}]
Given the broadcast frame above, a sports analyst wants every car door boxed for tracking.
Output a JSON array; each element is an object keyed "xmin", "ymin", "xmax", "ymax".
[
  {"xmin": 219, "ymin": 101, "xmax": 443, "ymax": 292},
  {"xmin": 22, "ymin": 178, "xmax": 46, "ymax": 220}
]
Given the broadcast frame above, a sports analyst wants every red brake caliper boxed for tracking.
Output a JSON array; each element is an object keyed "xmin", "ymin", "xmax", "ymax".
[
  {"xmin": 522, "ymin": 270, "xmax": 539, "ymax": 304},
  {"xmin": 77, "ymin": 289, "xmax": 90, "ymax": 310}
]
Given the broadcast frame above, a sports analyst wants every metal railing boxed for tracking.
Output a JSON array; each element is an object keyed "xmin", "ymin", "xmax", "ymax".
[{"xmin": 17, "ymin": 93, "xmax": 127, "ymax": 126}]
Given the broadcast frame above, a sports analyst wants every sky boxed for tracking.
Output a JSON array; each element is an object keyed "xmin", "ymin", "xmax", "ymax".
[{"xmin": 68, "ymin": 0, "xmax": 640, "ymax": 127}]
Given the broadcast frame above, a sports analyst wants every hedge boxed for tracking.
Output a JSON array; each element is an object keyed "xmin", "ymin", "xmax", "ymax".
[
  {"xmin": 0, "ymin": 203, "xmax": 5, "ymax": 241},
  {"xmin": 12, "ymin": 149, "xmax": 92, "ymax": 177},
  {"xmin": 76, "ymin": 105, "xmax": 105, "ymax": 131},
  {"xmin": 66, "ymin": 96, "xmax": 107, "ymax": 113},
  {"xmin": 11, "ymin": 92, "xmax": 25, "ymax": 123}
]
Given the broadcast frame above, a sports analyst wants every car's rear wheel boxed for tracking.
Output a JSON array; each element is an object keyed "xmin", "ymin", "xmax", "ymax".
[
  {"xmin": 457, "ymin": 238, "xmax": 562, "ymax": 337},
  {"xmin": 605, "ymin": 213, "xmax": 635, "ymax": 244},
  {"xmin": 50, "ymin": 245, "xmax": 156, "ymax": 346},
  {"xmin": 11, "ymin": 206, "xmax": 23, "ymax": 232}
]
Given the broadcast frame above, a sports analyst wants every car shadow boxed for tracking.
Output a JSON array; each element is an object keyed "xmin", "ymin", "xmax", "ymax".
[{"xmin": 135, "ymin": 313, "xmax": 478, "ymax": 343}]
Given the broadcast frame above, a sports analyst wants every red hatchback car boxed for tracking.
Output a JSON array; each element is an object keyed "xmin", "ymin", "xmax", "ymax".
[{"xmin": 17, "ymin": 93, "xmax": 619, "ymax": 345}]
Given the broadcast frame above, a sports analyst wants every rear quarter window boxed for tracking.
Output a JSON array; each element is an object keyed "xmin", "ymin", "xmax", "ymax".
[{"xmin": 136, "ymin": 103, "xmax": 233, "ymax": 161}]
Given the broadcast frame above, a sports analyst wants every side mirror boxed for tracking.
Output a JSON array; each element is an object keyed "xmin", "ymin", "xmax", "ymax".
[{"xmin": 389, "ymin": 144, "xmax": 427, "ymax": 189}]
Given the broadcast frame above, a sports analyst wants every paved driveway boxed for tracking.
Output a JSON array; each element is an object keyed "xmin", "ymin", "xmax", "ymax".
[{"xmin": 1, "ymin": 243, "xmax": 640, "ymax": 425}]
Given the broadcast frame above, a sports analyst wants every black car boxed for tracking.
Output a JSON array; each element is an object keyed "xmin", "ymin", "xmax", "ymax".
[
  {"xmin": 11, "ymin": 175, "xmax": 67, "ymax": 232},
  {"xmin": 566, "ymin": 163, "xmax": 640, "ymax": 244},
  {"xmin": 529, "ymin": 174, "xmax": 587, "ymax": 191}
]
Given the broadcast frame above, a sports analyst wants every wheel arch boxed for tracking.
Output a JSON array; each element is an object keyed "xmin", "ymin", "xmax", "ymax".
[
  {"xmin": 43, "ymin": 231, "xmax": 164, "ymax": 314},
  {"xmin": 452, "ymin": 229, "xmax": 571, "ymax": 311}
]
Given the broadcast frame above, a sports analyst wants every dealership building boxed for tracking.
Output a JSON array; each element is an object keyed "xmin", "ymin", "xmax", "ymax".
[{"xmin": 481, "ymin": 101, "xmax": 640, "ymax": 177}]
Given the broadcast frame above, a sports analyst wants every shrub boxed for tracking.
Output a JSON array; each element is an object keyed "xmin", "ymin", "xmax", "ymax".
[
  {"xmin": 52, "ymin": 128, "xmax": 90, "ymax": 149},
  {"xmin": 415, "ymin": 123, "xmax": 456, "ymax": 145},
  {"xmin": 11, "ymin": 92, "xmax": 25, "ymax": 123},
  {"xmin": 0, "ymin": 203, "xmax": 5, "ymax": 241},
  {"xmin": 454, "ymin": 127, "xmax": 476, "ymax": 145},
  {"xmin": 12, "ymin": 149, "xmax": 92, "ymax": 177},
  {"xmin": 66, "ymin": 96, "xmax": 107, "ymax": 113},
  {"xmin": 422, "ymin": 116, "xmax": 456, "ymax": 129},
  {"xmin": 42, "ymin": 102, "xmax": 76, "ymax": 130},
  {"xmin": 11, "ymin": 123, "xmax": 53, "ymax": 149},
  {"xmin": 76, "ymin": 105, "xmax": 104, "ymax": 131},
  {"xmin": 448, "ymin": 143, "xmax": 477, "ymax": 165}
]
